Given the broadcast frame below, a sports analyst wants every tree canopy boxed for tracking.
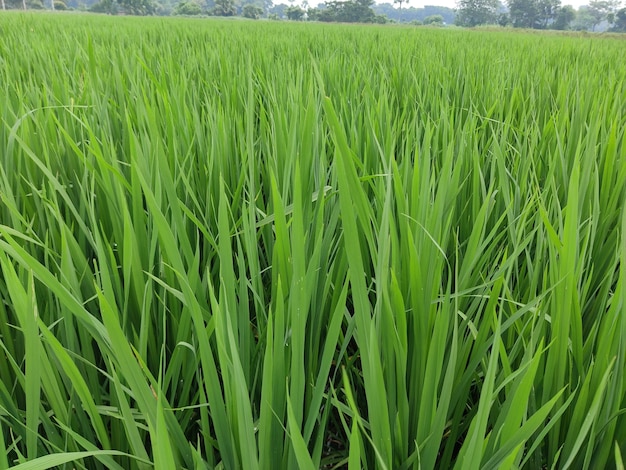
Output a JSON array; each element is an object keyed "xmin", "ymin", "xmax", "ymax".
[
  {"xmin": 372, "ymin": 4, "xmax": 455, "ymax": 23},
  {"xmin": 508, "ymin": 0, "xmax": 561, "ymax": 29},
  {"xmin": 4, "ymin": 0, "xmax": 625, "ymax": 34},
  {"xmin": 316, "ymin": 0, "xmax": 381, "ymax": 23},
  {"xmin": 455, "ymin": 0, "xmax": 499, "ymax": 26},
  {"xmin": 612, "ymin": 7, "xmax": 626, "ymax": 30},
  {"xmin": 423, "ymin": 13, "xmax": 444, "ymax": 23},
  {"xmin": 587, "ymin": 0, "xmax": 621, "ymax": 29},
  {"xmin": 552, "ymin": 4, "xmax": 575, "ymax": 29}
]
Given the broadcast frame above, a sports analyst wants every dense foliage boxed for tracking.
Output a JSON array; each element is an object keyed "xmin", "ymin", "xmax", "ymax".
[
  {"xmin": 455, "ymin": 0, "xmax": 500, "ymax": 26},
  {"xmin": 456, "ymin": 0, "xmax": 625, "ymax": 29},
  {"xmin": 3, "ymin": 0, "xmax": 626, "ymax": 31},
  {"xmin": 371, "ymin": 4, "xmax": 455, "ymax": 24},
  {"xmin": 1, "ymin": 13, "xmax": 626, "ymax": 470}
]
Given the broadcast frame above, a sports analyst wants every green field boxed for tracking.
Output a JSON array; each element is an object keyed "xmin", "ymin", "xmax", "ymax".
[{"xmin": 1, "ymin": 13, "xmax": 625, "ymax": 469}]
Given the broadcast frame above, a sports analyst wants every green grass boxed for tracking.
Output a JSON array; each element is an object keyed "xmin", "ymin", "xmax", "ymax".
[{"xmin": 0, "ymin": 12, "xmax": 625, "ymax": 469}]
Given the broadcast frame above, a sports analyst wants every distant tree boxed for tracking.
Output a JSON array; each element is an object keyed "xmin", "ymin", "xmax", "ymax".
[
  {"xmin": 319, "ymin": 0, "xmax": 375, "ymax": 22},
  {"xmin": 455, "ymin": 0, "xmax": 499, "ymax": 26},
  {"xmin": 174, "ymin": 0, "xmax": 202, "ymax": 14},
  {"xmin": 497, "ymin": 11, "xmax": 509, "ymax": 25},
  {"xmin": 153, "ymin": 2, "xmax": 172, "ymax": 14},
  {"xmin": 587, "ymin": 0, "xmax": 620, "ymax": 30},
  {"xmin": 307, "ymin": 6, "xmax": 319, "ymax": 19},
  {"xmin": 610, "ymin": 7, "xmax": 626, "ymax": 30},
  {"xmin": 393, "ymin": 0, "xmax": 404, "ymax": 16},
  {"xmin": 242, "ymin": 2, "xmax": 262, "ymax": 16},
  {"xmin": 267, "ymin": 1, "xmax": 285, "ymax": 16},
  {"xmin": 0, "ymin": 0, "xmax": 44, "ymax": 7},
  {"xmin": 423, "ymin": 13, "xmax": 443, "ymax": 23},
  {"xmin": 89, "ymin": 0, "xmax": 154, "ymax": 14},
  {"xmin": 1, "ymin": 0, "xmax": 24, "ymax": 7},
  {"xmin": 537, "ymin": 0, "xmax": 561, "ymax": 27},
  {"xmin": 54, "ymin": 0, "xmax": 67, "ymax": 7},
  {"xmin": 372, "ymin": 3, "xmax": 456, "ymax": 23},
  {"xmin": 213, "ymin": 0, "xmax": 235, "ymax": 14},
  {"xmin": 552, "ymin": 4, "xmax": 575, "ymax": 29},
  {"xmin": 118, "ymin": 0, "xmax": 155, "ymax": 14},
  {"xmin": 8, "ymin": 0, "xmax": 28, "ymax": 8},
  {"xmin": 285, "ymin": 4, "xmax": 303, "ymax": 18},
  {"xmin": 90, "ymin": 0, "xmax": 117, "ymax": 13},
  {"xmin": 238, "ymin": 0, "xmax": 265, "ymax": 15},
  {"xmin": 349, "ymin": 0, "xmax": 375, "ymax": 21},
  {"xmin": 423, "ymin": 3, "xmax": 455, "ymax": 22},
  {"xmin": 508, "ymin": 0, "xmax": 560, "ymax": 28},
  {"xmin": 571, "ymin": 6, "xmax": 596, "ymax": 29},
  {"xmin": 508, "ymin": 0, "xmax": 536, "ymax": 27}
]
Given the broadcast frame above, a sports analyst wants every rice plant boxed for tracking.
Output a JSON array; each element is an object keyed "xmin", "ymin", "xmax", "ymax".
[{"xmin": 0, "ymin": 13, "xmax": 625, "ymax": 469}]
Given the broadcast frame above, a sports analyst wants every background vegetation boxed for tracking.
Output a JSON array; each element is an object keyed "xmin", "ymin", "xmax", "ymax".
[
  {"xmin": 455, "ymin": 0, "xmax": 626, "ymax": 31},
  {"xmin": 3, "ymin": 0, "xmax": 626, "ymax": 32},
  {"xmin": 1, "ymin": 13, "xmax": 625, "ymax": 469}
]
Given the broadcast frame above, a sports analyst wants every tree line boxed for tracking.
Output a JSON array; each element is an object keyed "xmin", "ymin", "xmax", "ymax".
[
  {"xmin": 456, "ymin": 0, "xmax": 626, "ymax": 31},
  {"xmin": 0, "ymin": 0, "xmax": 452, "ymax": 25},
  {"xmin": 2, "ymin": 0, "xmax": 625, "ymax": 32}
]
